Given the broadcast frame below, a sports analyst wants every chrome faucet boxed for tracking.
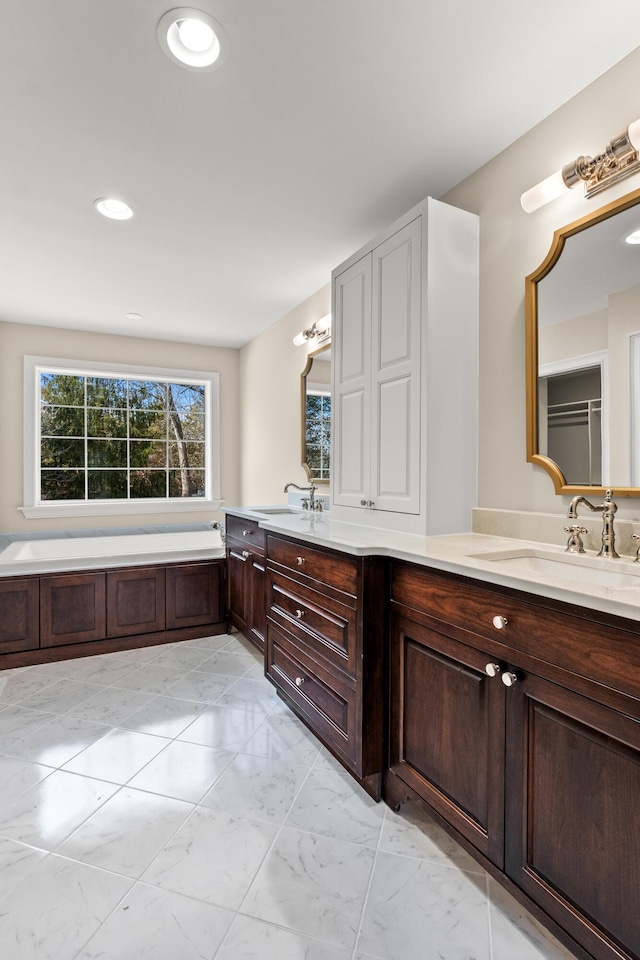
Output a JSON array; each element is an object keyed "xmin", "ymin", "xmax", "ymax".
[
  {"xmin": 566, "ymin": 488, "xmax": 619, "ymax": 559},
  {"xmin": 283, "ymin": 481, "xmax": 319, "ymax": 511}
]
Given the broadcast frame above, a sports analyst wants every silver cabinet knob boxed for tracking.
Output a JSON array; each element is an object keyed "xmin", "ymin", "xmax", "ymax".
[
  {"xmin": 360, "ymin": 499, "xmax": 368, "ymax": 506},
  {"xmin": 485, "ymin": 662, "xmax": 501, "ymax": 678},
  {"xmin": 295, "ymin": 556, "xmax": 305, "ymax": 565},
  {"xmin": 294, "ymin": 609, "xmax": 305, "ymax": 619},
  {"xmin": 242, "ymin": 529, "xmax": 253, "ymax": 536},
  {"xmin": 241, "ymin": 550, "xmax": 250, "ymax": 559},
  {"xmin": 501, "ymin": 671, "xmax": 519, "ymax": 687},
  {"xmin": 295, "ymin": 676, "xmax": 305, "ymax": 687},
  {"xmin": 492, "ymin": 615, "xmax": 508, "ymax": 630}
]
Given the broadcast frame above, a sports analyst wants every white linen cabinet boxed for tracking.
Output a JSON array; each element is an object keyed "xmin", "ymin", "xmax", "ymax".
[{"xmin": 331, "ymin": 197, "xmax": 479, "ymax": 535}]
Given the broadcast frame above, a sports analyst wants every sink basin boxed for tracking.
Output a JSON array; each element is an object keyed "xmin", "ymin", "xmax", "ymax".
[
  {"xmin": 467, "ymin": 547, "xmax": 640, "ymax": 591},
  {"xmin": 256, "ymin": 507, "xmax": 300, "ymax": 515}
]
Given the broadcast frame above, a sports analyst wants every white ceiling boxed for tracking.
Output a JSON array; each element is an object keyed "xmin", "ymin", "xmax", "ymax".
[{"xmin": 2, "ymin": 1, "xmax": 640, "ymax": 348}]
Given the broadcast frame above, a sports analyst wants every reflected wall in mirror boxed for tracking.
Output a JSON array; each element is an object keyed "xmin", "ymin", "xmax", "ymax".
[
  {"xmin": 301, "ymin": 345, "xmax": 331, "ymax": 482},
  {"xmin": 526, "ymin": 186, "xmax": 640, "ymax": 495}
]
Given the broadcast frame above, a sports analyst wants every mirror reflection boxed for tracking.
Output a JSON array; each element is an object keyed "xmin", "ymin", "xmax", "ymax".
[
  {"xmin": 301, "ymin": 346, "xmax": 331, "ymax": 482},
  {"xmin": 528, "ymin": 190, "xmax": 640, "ymax": 493}
]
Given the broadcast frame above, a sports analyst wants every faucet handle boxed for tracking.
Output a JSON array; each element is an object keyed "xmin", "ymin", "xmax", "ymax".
[{"xmin": 564, "ymin": 525, "xmax": 588, "ymax": 554}]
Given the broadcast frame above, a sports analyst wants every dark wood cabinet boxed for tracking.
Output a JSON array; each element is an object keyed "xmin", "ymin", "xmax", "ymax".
[
  {"xmin": 505, "ymin": 671, "xmax": 640, "ymax": 960},
  {"xmin": 166, "ymin": 561, "xmax": 223, "ymax": 629},
  {"xmin": 265, "ymin": 532, "xmax": 384, "ymax": 797},
  {"xmin": 107, "ymin": 567, "xmax": 166, "ymax": 638},
  {"xmin": 0, "ymin": 559, "xmax": 225, "ymax": 670},
  {"xmin": 40, "ymin": 572, "xmax": 106, "ymax": 647},
  {"xmin": 0, "ymin": 578, "xmax": 40, "ymax": 653},
  {"xmin": 387, "ymin": 559, "xmax": 640, "ymax": 960},
  {"xmin": 225, "ymin": 516, "xmax": 266, "ymax": 652},
  {"xmin": 389, "ymin": 612, "xmax": 505, "ymax": 867}
]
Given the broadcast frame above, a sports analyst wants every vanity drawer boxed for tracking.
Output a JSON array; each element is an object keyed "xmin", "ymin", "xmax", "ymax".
[
  {"xmin": 267, "ymin": 535, "xmax": 358, "ymax": 599},
  {"xmin": 390, "ymin": 561, "xmax": 640, "ymax": 704},
  {"xmin": 267, "ymin": 569, "xmax": 357, "ymax": 679},
  {"xmin": 266, "ymin": 622, "xmax": 357, "ymax": 767},
  {"xmin": 225, "ymin": 516, "xmax": 265, "ymax": 554}
]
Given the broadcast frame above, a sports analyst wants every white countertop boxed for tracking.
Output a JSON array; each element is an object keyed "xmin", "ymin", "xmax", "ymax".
[{"xmin": 223, "ymin": 506, "xmax": 640, "ymax": 625}]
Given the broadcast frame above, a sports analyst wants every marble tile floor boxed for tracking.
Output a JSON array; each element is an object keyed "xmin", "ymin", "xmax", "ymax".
[{"xmin": 0, "ymin": 632, "xmax": 577, "ymax": 960}]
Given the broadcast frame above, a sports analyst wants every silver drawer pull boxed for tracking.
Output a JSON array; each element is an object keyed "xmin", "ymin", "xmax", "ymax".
[
  {"xmin": 295, "ymin": 556, "xmax": 305, "ymax": 565},
  {"xmin": 485, "ymin": 662, "xmax": 501, "ymax": 678},
  {"xmin": 242, "ymin": 529, "xmax": 253, "ymax": 536},
  {"xmin": 492, "ymin": 615, "xmax": 508, "ymax": 630},
  {"xmin": 241, "ymin": 550, "xmax": 250, "ymax": 559},
  {"xmin": 501, "ymin": 671, "xmax": 519, "ymax": 687},
  {"xmin": 294, "ymin": 609, "xmax": 305, "ymax": 619},
  {"xmin": 295, "ymin": 676, "xmax": 305, "ymax": 686}
]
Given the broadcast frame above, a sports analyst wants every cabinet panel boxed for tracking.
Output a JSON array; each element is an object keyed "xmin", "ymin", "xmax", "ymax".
[
  {"xmin": 267, "ymin": 535, "xmax": 358, "ymax": 599},
  {"xmin": 268, "ymin": 569, "xmax": 357, "ymax": 679},
  {"xmin": 225, "ymin": 516, "xmax": 265, "ymax": 554},
  {"xmin": 248, "ymin": 556, "xmax": 266, "ymax": 653},
  {"xmin": 227, "ymin": 546, "xmax": 249, "ymax": 634},
  {"xmin": 267, "ymin": 622, "xmax": 357, "ymax": 768},
  {"xmin": 166, "ymin": 562, "xmax": 222, "ymax": 629},
  {"xmin": 0, "ymin": 578, "xmax": 39, "ymax": 653},
  {"xmin": 40, "ymin": 573, "xmax": 106, "ymax": 647},
  {"xmin": 376, "ymin": 376, "xmax": 414, "ymax": 503},
  {"xmin": 389, "ymin": 613, "xmax": 505, "ymax": 866},
  {"xmin": 506, "ymin": 674, "xmax": 640, "ymax": 960},
  {"xmin": 333, "ymin": 254, "xmax": 372, "ymax": 508},
  {"xmin": 106, "ymin": 567, "xmax": 165, "ymax": 638}
]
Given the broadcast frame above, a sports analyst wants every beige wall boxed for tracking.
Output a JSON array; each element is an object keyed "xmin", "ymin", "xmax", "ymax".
[
  {"xmin": 538, "ymin": 309, "xmax": 608, "ymax": 367},
  {"xmin": 443, "ymin": 45, "xmax": 640, "ymax": 520},
  {"xmin": 0, "ymin": 321, "xmax": 239, "ymax": 532},
  {"xmin": 238, "ymin": 285, "xmax": 331, "ymax": 505}
]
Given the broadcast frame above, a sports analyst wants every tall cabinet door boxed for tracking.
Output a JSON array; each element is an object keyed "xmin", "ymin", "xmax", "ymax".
[
  {"xmin": 371, "ymin": 217, "xmax": 422, "ymax": 515},
  {"xmin": 333, "ymin": 253, "xmax": 372, "ymax": 508}
]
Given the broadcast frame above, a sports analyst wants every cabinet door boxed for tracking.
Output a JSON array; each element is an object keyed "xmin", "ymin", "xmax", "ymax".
[
  {"xmin": 371, "ymin": 217, "xmax": 422, "ymax": 515},
  {"xmin": 333, "ymin": 253, "xmax": 372, "ymax": 508},
  {"xmin": 505, "ymin": 672, "xmax": 640, "ymax": 960},
  {"xmin": 106, "ymin": 567, "xmax": 165, "ymax": 638},
  {"xmin": 40, "ymin": 573, "xmax": 106, "ymax": 647},
  {"xmin": 389, "ymin": 613, "xmax": 505, "ymax": 866},
  {"xmin": 0, "ymin": 578, "xmax": 39, "ymax": 653},
  {"xmin": 248, "ymin": 556, "xmax": 266, "ymax": 653},
  {"xmin": 227, "ymin": 546, "xmax": 249, "ymax": 633},
  {"xmin": 166, "ymin": 562, "xmax": 222, "ymax": 629}
]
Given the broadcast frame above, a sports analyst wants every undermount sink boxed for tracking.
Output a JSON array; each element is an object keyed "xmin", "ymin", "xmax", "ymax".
[
  {"xmin": 256, "ymin": 507, "xmax": 300, "ymax": 515},
  {"xmin": 467, "ymin": 547, "xmax": 640, "ymax": 591}
]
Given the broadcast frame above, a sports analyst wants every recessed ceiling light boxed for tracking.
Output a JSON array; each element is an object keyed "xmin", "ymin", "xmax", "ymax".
[
  {"xmin": 625, "ymin": 229, "xmax": 640, "ymax": 244},
  {"xmin": 126, "ymin": 313, "xmax": 143, "ymax": 321},
  {"xmin": 157, "ymin": 8, "xmax": 228, "ymax": 71},
  {"xmin": 94, "ymin": 198, "xmax": 134, "ymax": 220}
]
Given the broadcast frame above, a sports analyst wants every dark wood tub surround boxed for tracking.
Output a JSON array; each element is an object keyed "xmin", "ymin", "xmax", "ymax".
[{"xmin": 0, "ymin": 559, "xmax": 225, "ymax": 669}]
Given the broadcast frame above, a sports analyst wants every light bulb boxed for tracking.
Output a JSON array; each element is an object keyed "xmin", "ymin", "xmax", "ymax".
[
  {"xmin": 628, "ymin": 118, "xmax": 640, "ymax": 152},
  {"xmin": 94, "ymin": 198, "xmax": 134, "ymax": 220},
  {"xmin": 293, "ymin": 330, "xmax": 308, "ymax": 347},
  {"xmin": 520, "ymin": 170, "xmax": 568, "ymax": 213},
  {"xmin": 178, "ymin": 18, "xmax": 215, "ymax": 52},
  {"xmin": 315, "ymin": 314, "xmax": 331, "ymax": 333}
]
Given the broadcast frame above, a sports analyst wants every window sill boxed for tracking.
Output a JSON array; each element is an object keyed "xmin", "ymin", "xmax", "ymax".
[{"xmin": 19, "ymin": 500, "xmax": 223, "ymax": 520}]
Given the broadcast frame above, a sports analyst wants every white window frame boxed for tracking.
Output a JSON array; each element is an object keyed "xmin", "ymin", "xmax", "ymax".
[{"xmin": 21, "ymin": 356, "xmax": 222, "ymax": 519}]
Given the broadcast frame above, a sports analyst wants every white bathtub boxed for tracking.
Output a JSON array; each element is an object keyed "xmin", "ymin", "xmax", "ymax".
[{"xmin": 0, "ymin": 529, "xmax": 224, "ymax": 576}]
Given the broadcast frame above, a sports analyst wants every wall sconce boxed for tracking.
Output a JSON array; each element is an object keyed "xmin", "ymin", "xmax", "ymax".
[
  {"xmin": 521, "ymin": 118, "xmax": 640, "ymax": 213},
  {"xmin": 293, "ymin": 314, "xmax": 331, "ymax": 346}
]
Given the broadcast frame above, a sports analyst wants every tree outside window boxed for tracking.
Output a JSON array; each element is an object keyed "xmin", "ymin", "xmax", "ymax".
[{"xmin": 39, "ymin": 373, "xmax": 207, "ymax": 501}]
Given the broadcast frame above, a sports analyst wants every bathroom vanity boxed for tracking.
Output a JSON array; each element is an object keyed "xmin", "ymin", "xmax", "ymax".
[{"xmin": 224, "ymin": 506, "xmax": 640, "ymax": 960}]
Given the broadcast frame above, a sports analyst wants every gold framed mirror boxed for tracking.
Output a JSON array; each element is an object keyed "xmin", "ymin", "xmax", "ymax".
[
  {"xmin": 526, "ymin": 185, "xmax": 640, "ymax": 496},
  {"xmin": 301, "ymin": 343, "xmax": 331, "ymax": 482}
]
